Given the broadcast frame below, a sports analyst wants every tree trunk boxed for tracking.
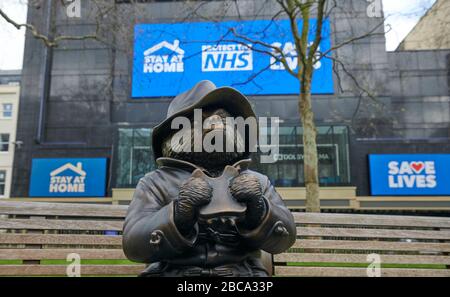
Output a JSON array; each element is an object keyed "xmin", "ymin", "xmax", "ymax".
[{"xmin": 299, "ymin": 75, "xmax": 320, "ymax": 213}]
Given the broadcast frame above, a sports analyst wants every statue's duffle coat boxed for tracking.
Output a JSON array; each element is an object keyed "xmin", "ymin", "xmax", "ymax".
[{"xmin": 122, "ymin": 157, "xmax": 297, "ymax": 276}]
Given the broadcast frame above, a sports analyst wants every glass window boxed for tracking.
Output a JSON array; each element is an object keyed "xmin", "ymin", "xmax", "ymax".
[
  {"xmin": 114, "ymin": 126, "xmax": 351, "ymax": 188},
  {"xmin": 2, "ymin": 103, "xmax": 13, "ymax": 118},
  {"xmin": 0, "ymin": 171, "xmax": 5, "ymax": 196},
  {"xmin": 115, "ymin": 128, "xmax": 156, "ymax": 188},
  {"xmin": 254, "ymin": 125, "xmax": 350, "ymax": 187},
  {"xmin": 0, "ymin": 134, "xmax": 10, "ymax": 152}
]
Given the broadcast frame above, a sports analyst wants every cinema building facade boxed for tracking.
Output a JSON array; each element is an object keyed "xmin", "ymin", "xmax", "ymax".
[{"xmin": 10, "ymin": 0, "xmax": 450, "ymax": 211}]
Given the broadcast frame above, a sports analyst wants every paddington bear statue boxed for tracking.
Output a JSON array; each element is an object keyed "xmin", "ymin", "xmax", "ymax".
[{"xmin": 123, "ymin": 80, "xmax": 296, "ymax": 277}]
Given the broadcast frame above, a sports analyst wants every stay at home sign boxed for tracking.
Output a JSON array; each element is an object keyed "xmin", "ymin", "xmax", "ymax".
[
  {"xmin": 132, "ymin": 19, "xmax": 333, "ymax": 97},
  {"xmin": 369, "ymin": 154, "xmax": 450, "ymax": 196},
  {"xmin": 29, "ymin": 158, "xmax": 107, "ymax": 197}
]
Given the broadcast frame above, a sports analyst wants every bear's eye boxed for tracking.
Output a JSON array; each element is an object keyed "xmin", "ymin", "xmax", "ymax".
[
  {"xmin": 201, "ymin": 108, "xmax": 230, "ymax": 120},
  {"xmin": 213, "ymin": 109, "xmax": 231, "ymax": 118}
]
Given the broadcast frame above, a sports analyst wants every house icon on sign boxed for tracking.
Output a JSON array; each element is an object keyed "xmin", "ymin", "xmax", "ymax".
[
  {"xmin": 50, "ymin": 162, "xmax": 86, "ymax": 177},
  {"xmin": 143, "ymin": 40, "xmax": 185, "ymax": 73},
  {"xmin": 143, "ymin": 40, "xmax": 185, "ymax": 56},
  {"xmin": 49, "ymin": 162, "xmax": 87, "ymax": 194}
]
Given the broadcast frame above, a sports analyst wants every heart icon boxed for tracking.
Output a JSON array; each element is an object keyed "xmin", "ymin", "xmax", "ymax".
[{"xmin": 410, "ymin": 162, "xmax": 424, "ymax": 174}]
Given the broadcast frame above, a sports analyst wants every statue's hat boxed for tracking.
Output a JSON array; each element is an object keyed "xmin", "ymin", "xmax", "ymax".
[{"xmin": 152, "ymin": 80, "xmax": 256, "ymax": 160}]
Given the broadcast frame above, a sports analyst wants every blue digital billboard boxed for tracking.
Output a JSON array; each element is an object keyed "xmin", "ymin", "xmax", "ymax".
[
  {"xmin": 132, "ymin": 19, "xmax": 333, "ymax": 97},
  {"xmin": 369, "ymin": 154, "xmax": 450, "ymax": 196},
  {"xmin": 29, "ymin": 158, "xmax": 108, "ymax": 197}
]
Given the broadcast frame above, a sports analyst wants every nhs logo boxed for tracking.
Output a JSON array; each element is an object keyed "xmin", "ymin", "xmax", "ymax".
[
  {"xmin": 369, "ymin": 154, "xmax": 450, "ymax": 196},
  {"xmin": 201, "ymin": 44, "xmax": 253, "ymax": 72},
  {"xmin": 29, "ymin": 158, "xmax": 107, "ymax": 197}
]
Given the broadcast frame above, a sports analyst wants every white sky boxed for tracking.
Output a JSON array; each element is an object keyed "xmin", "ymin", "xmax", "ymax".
[
  {"xmin": 0, "ymin": 0, "xmax": 27, "ymax": 70},
  {"xmin": 383, "ymin": 0, "xmax": 437, "ymax": 51},
  {"xmin": 0, "ymin": 0, "xmax": 438, "ymax": 70}
]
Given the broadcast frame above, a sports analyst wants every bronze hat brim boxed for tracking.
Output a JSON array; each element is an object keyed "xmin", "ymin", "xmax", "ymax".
[{"xmin": 152, "ymin": 86, "xmax": 257, "ymax": 160}]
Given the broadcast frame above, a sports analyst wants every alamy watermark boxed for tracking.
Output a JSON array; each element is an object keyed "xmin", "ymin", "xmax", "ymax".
[
  {"xmin": 65, "ymin": 0, "xmax": 81, "ymax": 18},
  {"xmin": 366, "ymin": 0, "xmax": 382, "ymax": 18},
  {"xmin": 66, "ymin": 253, "xmax": 81, "ymax": 277},
  {"xmin": 367, "ymin": 253, "xmax": 381, "ymax": 277},
  {"xmin": 169, "ymin": 109, "xmax": 279, "ymax": 164}
]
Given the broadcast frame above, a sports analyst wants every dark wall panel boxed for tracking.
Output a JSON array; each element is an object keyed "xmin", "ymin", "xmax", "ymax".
[{"xmin": 11, "ymin": 0, "xmax": 450, "ymax": 197}]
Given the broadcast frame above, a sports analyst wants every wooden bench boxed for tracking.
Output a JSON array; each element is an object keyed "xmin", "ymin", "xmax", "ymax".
[
  {"xmin": 274, "ymin": 212, "xmax": 450, "ymax": 277},
  {"xmin": 1, "ymin": 200, "xmax": 449, "ymax": 277},
  {"xmin": 0, "ymin": 200, "xmax": 143, "ymax": 276}
]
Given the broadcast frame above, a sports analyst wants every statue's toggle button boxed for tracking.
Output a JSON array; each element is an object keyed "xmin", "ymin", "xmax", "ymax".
[
  {"xmin": 149, "ymin": 230, "xmax": 163, "ymax": 250},
  {"xmin": 274, "ymin": 224, "xmax": 289, "ymax": 237}
]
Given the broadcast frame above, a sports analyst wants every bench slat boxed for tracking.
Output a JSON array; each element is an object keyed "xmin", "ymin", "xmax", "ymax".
[
  {"xmin": 274, "ymin": 266, "xmax": 450, "ymax": 277},
  {"xmin": 0, "ymin": 201, "xmax": 127, "ymax": 218},
  {"xmin": 0, "ymin": 249, "xmax": 126, "ymax": 260},
  {"xmin": 293, "ymin": 239, "xmax": 450, "ymax": 253},
  {"xmin": 274, "ymin": 253, "xmax": 450, "ymax": 265},
  {"xmin": 0, "ymin": 218, "xmax": 123, "ymax": 231},
  {"xmin": 0, "ymin": 265, "xmax": 145, "ymax": 276},
  {"xmin": 0, "ymin": 233, "xmax": 122, "ymax": 246},
  {"xmin": 297, "ymin": 227, "xmax": 450, "ymax": 240},
  {"xmin": 1, "ymin": 201, "xmax": 449, "ymax": 277},
  {"xmin": 293, "ymin": 212, "xmax": 450, "ymax": 228}
]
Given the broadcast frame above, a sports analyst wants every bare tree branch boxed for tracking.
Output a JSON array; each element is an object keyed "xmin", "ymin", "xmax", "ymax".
[
  {"xmin": 307, "ymin": 0, "xmax": 325, "ymax": 67},
  {"xmin": 0, "ymin": 7, "xmax": 60, "ymax": 47},
  {"xmin": 317, "ymin": 20, "xmax": 387, "ymax": 61},
  {"xmin": 227, "ymin": 27, "xmax": 298, "ymax": 78},
  {"xmin": 325, "ymin": 54, "xmax": 379, "ymax": 103},
  {"xmin": 0, "ymin": 2, "xmax": 111, "ymax": 48}
]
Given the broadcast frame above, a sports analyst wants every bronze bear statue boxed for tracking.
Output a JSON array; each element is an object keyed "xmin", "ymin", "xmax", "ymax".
[{"xmin": 122, "ymin": 80, "xmax": 296, "ymax": 277}]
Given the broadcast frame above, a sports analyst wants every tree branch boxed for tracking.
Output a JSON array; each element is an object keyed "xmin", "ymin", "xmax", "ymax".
[
  {"xmin": 317, "ymin": 20, "xmax": 387, "ymax": 61},
  {"xmin": 307, "ymin": 0, "xmax": 326, "ymax": 67},
  {"xmin": 0, "ymin": 4, "xmax": 104, "ymax": 48},
  {"xmin": 228, "ymin": 27, "xmax": 299, "ymax": 78}
]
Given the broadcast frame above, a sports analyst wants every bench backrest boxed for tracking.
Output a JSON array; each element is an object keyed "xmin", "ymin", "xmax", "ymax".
[
  {"xmin": 273, "ymin": 212, "xmax": 450, "ymax": 277},
  {"xmin": 1, "ymin": 201, "xmax": 450, "ymax": 277},
  {"xmin": 0, "ymin": 200, "xmax": 144, "ymax": 276}
]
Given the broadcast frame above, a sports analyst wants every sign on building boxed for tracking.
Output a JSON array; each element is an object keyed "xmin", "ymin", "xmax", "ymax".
[
  {"xmin": 29, "ymin": 158, "xmax": 107, "ymax": 197},
  {"xmin": 132, "ymin": 19, "xmax": 333, "ymax": 97},
  {"xmin": 369, "ymin": 154, "xmax": 450, "ymax": 196}
]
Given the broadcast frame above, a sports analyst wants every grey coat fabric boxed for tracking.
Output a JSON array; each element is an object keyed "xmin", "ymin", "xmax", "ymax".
[{"xmin": 122, "ymin": 157, "xmax": 297, "ymax": 276}]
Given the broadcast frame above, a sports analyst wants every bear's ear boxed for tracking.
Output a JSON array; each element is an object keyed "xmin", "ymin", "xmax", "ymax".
[
  {"xmin": 192, "ymin": 169, "xmax": 205, "ymax": 178},
  {"xmin": 223, "ymin": 165, "xmax": 240, "ymax": 179}
]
